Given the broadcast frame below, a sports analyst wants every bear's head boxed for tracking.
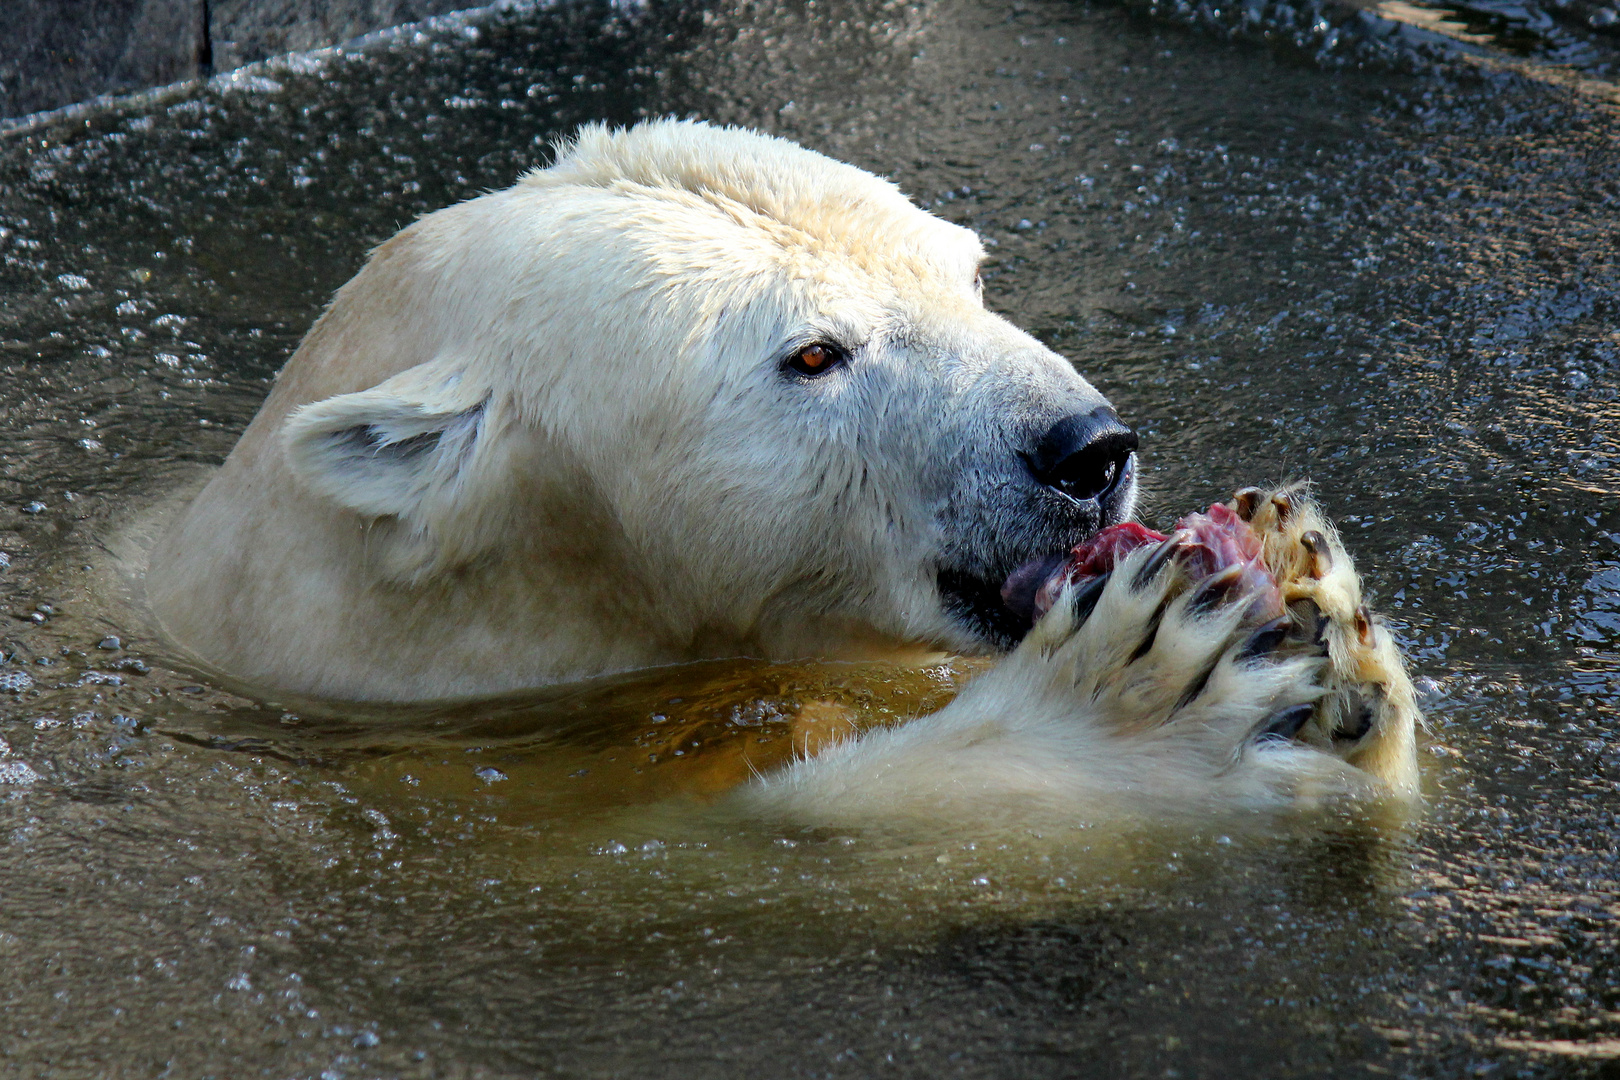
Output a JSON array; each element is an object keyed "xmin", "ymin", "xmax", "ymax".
[{"xmin": 281, "ymin": 120, "xmax": 1136, "ymax": 663}]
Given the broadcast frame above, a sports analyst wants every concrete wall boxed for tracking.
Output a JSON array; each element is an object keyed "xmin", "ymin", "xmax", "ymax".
[{"xmin": 1, "ymin": 0, "xmax": 478, "ymax": 120}]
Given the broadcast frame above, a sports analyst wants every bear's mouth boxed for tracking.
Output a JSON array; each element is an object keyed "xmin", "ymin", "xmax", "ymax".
[
  {"xmin": 937, "ymin": 565, "xmax": 1041, "ymax": 651},
  {"xmin": 938, "ymin": 439, "xmax": 1139, "ymax": 651},
  {"xmin": 946, "ymin": 502, "xmax": 1286, "ymax": 651}
]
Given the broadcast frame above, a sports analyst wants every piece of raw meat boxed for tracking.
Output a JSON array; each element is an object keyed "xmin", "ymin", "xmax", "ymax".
[{"xmin": 1002, "ymin": 502, "xmax": 1283, "ymax": 628}]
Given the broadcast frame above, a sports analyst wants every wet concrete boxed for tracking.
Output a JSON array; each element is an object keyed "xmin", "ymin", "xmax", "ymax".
[
  {"xmin": 1, "ymin": 0, "xmax": 479, "ymax": 119},
  {"xmin": 9, "ymin": 0, "xmax": 1620, "ymax": 123}
]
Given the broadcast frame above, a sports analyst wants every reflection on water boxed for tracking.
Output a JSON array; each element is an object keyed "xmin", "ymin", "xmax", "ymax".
[
  {"xmin": 195, "ymin": 656, "xmax": 983, "ymax": 816},
  {"xmin": 2, "ymin": 0, "xmax": 1620, "ymax": 1074}
]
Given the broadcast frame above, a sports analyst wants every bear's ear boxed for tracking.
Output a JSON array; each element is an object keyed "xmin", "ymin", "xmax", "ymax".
[{"xmin": 283, "ymin": 365, "xmax": 490, "ymax": 523}]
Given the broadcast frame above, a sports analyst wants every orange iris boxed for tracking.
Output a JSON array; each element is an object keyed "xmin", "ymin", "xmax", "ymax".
[{"xmin": 798, "ymin": 345, "xmax": 830, "ymax": 371}]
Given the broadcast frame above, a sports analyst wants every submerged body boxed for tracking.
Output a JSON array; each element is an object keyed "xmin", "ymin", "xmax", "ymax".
[{"xmin": 147, "ymin": 119, "xmax": 1417, "ymax": 821}]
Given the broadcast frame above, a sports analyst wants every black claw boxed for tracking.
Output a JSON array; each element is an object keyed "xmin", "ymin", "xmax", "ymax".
[
  {"xmin": 1301, "ymin": 530, "xmax": 1331, "ymax": 576},
  {"xmin": 1127, "ymin": 608, "xmax": 1165, "ymax": 662},
  {"xmin": 1067, "ymin": 571, "xmax": 1111, "ymax": 627},
  {"xmin": 1132, "ymin": 532, "xmax": 1188, "ymax": 589},
  {"xmin": 1256, "ymin": 703, "xmax": 1315, "ymax": 744},
  {"xmin": 1187, "ymin": 564, "xmax": 1246, "ymax": 616},
  {"xmin": 1354, "ymin": 605, "xmax": 1374, "ymax": 646},
  {"xmin": 1237, "ymin": 617, "xmax": 1293, "ymax": 662},
  {"xmin": 1232, "ymin": 487, "xmax": 1263, "ymax": 521},
  {"xmin": 1173, "ymin": 662, "xmax": 1218, "ymax": 714}
]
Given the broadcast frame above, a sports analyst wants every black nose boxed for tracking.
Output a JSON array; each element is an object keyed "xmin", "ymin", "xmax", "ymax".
[{"xmin": 1027, "ymin": 408, "xmax": 1138, "ymax": 503}]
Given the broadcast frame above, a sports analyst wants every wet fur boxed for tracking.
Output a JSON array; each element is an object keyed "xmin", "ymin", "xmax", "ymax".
[
  {"xmin": 144, "ymin": 119, "xmax": 1124, "ymax": 700},
  {"xmin": 140, "ymin": 118, "xmax": 1418, "ymax": 822},
  {"xmin": 739, "ymin": 485, "xmax": 1419, "ymax": 827}
]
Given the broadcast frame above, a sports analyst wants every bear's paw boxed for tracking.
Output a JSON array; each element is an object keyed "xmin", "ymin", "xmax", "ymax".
[{"xmin": 739, "ymin": 484, "xmax": 1419, "ymax": 830}]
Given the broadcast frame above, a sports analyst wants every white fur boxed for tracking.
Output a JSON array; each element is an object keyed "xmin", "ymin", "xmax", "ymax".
[
  {"xmin": 146, "ymin": 120, "xmax": 1416, "ymax": 823},
  {"xmin": 148, "ymin": 119, "xmax": 1122, "ymax": 700},
  {"xmin": 738, "ymin": 544, "xmax": 1388, "ymax": 830}
]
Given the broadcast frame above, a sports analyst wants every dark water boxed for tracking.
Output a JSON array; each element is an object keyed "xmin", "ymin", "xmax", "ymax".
[{"xmin": 2, "ymin": 0, "xmax": 1619, "ymax": 1076}]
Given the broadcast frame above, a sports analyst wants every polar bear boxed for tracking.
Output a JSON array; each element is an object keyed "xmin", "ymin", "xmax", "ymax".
[{"xmin": 146, "ymin": 119, "xmax": 1417, "ymax": 820}]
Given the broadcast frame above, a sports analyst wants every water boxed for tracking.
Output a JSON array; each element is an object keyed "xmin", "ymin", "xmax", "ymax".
[{"xmin": 2, "ymin": 0, "xmax": 1619, "ymax": 1075}]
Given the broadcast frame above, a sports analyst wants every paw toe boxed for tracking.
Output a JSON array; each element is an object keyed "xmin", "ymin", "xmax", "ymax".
[
  {"xmin": 1217, "ymin": 483, "xmax": 1421, "ymax": 792},
  {"xmin": 1131, "ymin": 532, "xmax": 1189, "ymax": 589},
  {"xmin": 1186, "ymin": 562, "xmax": 1248, "ymax": 616}
]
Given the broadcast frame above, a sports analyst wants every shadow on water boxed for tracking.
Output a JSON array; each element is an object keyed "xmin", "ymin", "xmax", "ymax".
[{"xmin": 1, "ymin": 0, "xmax": 1620, "ymax": 1074}]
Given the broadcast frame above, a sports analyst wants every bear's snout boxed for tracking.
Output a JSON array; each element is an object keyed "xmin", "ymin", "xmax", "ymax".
[
  {"xmin": 932, "ymin": 395, "xmax": 1140, "ymax": 654},
  {"xmin": 1025, "ymin": 408, "xmax": 1137, "ymax": 507}
]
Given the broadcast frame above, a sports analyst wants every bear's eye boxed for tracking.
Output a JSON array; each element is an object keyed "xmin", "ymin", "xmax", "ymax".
[
  {"xmin": 785, "ymin": 342, "xmax": 847, "ymax": 379},
  {"xmin": 974, "ymin": 271, "xmax": 984, "ymax": 298}
]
